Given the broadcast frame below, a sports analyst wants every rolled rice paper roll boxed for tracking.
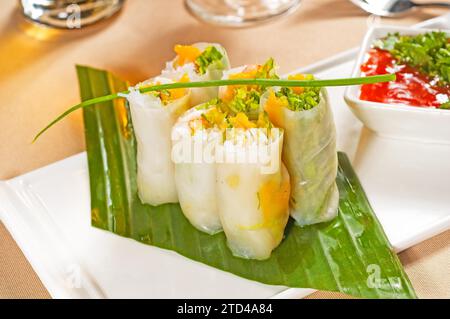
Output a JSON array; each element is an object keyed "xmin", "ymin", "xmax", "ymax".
[
  {"xmin": 216, "ymin": 126, "xmax": 290, "ymax": 260},
  {"xmin": 261, "ymin": 84, "xmax": 339, "ymax": 226},
  {"xmin": 162, "ymin": 43, "xmax": 230, "ymax": 106},
  {"xmin": 126, "ymin": 77, "xmax": 191, "ymax": 206},
  {"xmin": 171, "ymin": 106, "xmax": 223, "ymax": 234}
]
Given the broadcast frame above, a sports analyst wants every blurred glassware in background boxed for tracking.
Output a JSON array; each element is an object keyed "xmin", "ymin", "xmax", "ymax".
[
  {"xmin": 350, "ymin": 0, "xmax": 450, "ymax": 17},
  {"xmin": 20, "ymin": 0, "xmax": 124, "ymax": 29},
  {"xmin": 185, "ymin": 0, "xmax": 302, "ymax": 27}
]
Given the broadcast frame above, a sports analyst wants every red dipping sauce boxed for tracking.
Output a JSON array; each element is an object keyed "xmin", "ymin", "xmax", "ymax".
[{"xmin": 360, "ymin": 48, "xmax": 450, "ymax": 108}]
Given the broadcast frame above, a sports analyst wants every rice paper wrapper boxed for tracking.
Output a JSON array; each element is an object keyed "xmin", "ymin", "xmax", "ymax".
[
  {"xmin": 162, "ymin": 42, "xmax": 230, "ymax": 106},
  {"xmin": 261, "ymin": 88, "xmax": 339, "ymax": 226},
  {"xmin": 127, "ymin": 82, "xmax": 191, "ymax": 206},
  {"xmin": 171, "ymin": 107, "xmax": 223, "ymax": 235},
  {"xmin": 216, "ymin": 129, "xmax": 290, "ymax": 260}
]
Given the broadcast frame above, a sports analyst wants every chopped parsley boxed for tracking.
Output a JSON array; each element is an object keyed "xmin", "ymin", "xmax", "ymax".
[{"xmin": 440, "ymin": 101, "xmax": 450, "ymax": 109}]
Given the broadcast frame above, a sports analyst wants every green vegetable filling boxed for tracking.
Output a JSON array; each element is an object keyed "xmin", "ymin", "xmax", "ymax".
[
  {"xmin": 227, "ymin": 88, "xmax": 261, "ymax": 116},
  {"xmin": 276, "ymin": 74, "xmax": 321, "ymax": 111},
  {"xmin": 255, "ymin": 58, "xmax": 278, "ymax": 80},
  {"xmin": 195, "ymin": 46, "xmax": 224, "ymax": 75},
  {"xmin": 225, "ymin": 58, "xmax": 278, "ymax": 118}
]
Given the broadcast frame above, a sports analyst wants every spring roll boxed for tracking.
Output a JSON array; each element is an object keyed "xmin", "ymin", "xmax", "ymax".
[
  {"xmin": 261, "ymin": 74, "xmax": 339, "ymax": 226},
  {"xmin": 162, "ymin": 43, "xmax": 230, "ymax": 106},
  {"xmin": 216, "ymin": 112, "xmax": 290, "ymax": 260},
  {"xmin": 171, "ymin": 103, "xmax": 226, "ymax": 234},
  {"xmin": 126, "ymin": 76, "xmax": 191, "ymax": 206}
]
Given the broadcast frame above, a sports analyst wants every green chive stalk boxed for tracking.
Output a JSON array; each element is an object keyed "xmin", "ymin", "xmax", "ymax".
[{"xmin": 33, "ymin": 74, "xmax": 395, "ymax": 142}]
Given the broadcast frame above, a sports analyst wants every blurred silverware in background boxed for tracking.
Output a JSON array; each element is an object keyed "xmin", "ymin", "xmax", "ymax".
[
  {"xmin": 185, "ymin": 0, "xmax": 302, "ymax": 27},
  {"xmin": 350, "ymin": 0, "xmax": 450, "ymax": 17},
  {"xmin": 20, "ymin": 0, "xmax": 124, "ymax": 29}
]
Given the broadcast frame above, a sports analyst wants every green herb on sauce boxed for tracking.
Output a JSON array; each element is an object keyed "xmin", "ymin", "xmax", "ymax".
[
  {"xmin": 440, "ymin": 101, "xmax": 450, "ymax": 109},
  {"xmin": 375, "ymin": 32, "xmax": 450, "ymax": 85}
]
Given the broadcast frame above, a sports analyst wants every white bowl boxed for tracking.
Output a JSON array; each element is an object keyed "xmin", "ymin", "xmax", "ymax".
[{"xmin": 344, "ymin": 26, "xmax": 450, "ymax": 144}]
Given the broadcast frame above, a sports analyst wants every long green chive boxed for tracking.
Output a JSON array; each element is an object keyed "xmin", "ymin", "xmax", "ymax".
[{"xmin": 33, "ymin": 74, "xmax": 395, "ymax": 142}]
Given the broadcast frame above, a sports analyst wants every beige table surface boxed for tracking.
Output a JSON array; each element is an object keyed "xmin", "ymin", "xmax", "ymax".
[{"xmin": 0, "ymin": 0, "xmax": 449, "ymax": 299}]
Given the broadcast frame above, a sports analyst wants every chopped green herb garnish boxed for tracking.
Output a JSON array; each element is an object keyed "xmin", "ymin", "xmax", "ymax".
[
  {"xmin": 440, "ymin": 101, "xmax": 450, "ymax": 109},
  {"xmin": 375, "ymin": 32, "xmax": 450, "ymax": 85}
]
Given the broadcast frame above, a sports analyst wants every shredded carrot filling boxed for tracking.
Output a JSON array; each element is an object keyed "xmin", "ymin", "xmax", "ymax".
[
  {"xmin": 174, "ymin": 45, "xmax": 202, "ymax": 67},
  {"xmin": 160, "ymin": 73, "xmax": 190, "ymax": 103},
  {"xmin": 258, "ymin": 176, "xmax": 290, "ymax": 234},
  {"xmin": 222, "ymin": 65, "xmax": 262, "ymax": 102},
  {"xmin": 229, "ymin": 112, "xmax": 257, "ymax": 129},
  {"xmin": 287, "ymin": 74, "xmax": 306, "ymax": 94},
  {"xmin": 205, "ymin": 108, "xmax": 228, "ymax": 130},
  {"xmin": 256, "ymin": 112, "xmax": 269, "ymax": 128},
  {"xmin": 228, "ymin": 65, "xmax": 260, "ymax": 80},
  {"xmin": 240, "ymin": 173, "xmax": 290, "ymax": 233},
  {"xmin": 188, "ymin": 107, "xmax": 227, "ymax": 133},
  {"xmin": 188, "ymin": 118, "xmax": 205, "ymax": 132},
  {"xmin": 264, "ymin": 90, "xmax": 287, "ymax": 128}
]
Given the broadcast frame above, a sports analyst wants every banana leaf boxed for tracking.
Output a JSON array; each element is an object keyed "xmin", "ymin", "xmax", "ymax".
[{"xmin": 78, "ymin": 65, "xmax": 417, "ymax": 299}]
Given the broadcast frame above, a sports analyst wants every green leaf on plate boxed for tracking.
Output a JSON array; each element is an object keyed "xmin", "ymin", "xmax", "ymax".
[{"xmin": 78, "ymin": 65, "xmax": 417, "ymax": 299}]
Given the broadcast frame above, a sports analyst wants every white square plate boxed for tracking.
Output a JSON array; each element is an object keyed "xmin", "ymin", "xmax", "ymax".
[{"xmin": 1, "ymin": 15, "xmax": 450, "ymax": 299}]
